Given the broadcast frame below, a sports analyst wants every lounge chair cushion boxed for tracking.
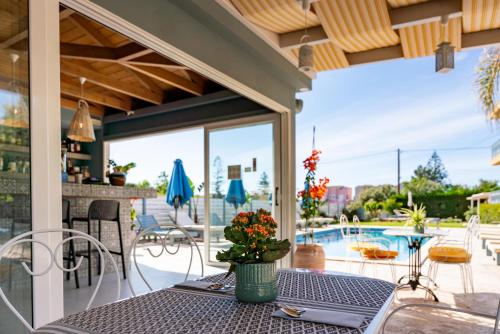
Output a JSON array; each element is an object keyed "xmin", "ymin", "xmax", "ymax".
[
  {"xmin": 348, "ymin": 242, "xmax": 379, "ymax": 251},
  {"xmin": 429, "ymin": 246, "xmax": 471, "ymax": 263},
  {"xmin": 360, "ymin": 249, "xmax": 398, "ymax": 259}
]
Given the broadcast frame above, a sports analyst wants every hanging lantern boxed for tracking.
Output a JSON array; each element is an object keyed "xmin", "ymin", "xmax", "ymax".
[
  {"xmin": 299, "ymin": 42, "xmax": 313, "ymax": 72},
  {"xmin": 67, "ymin": 77, "xmax": 95, "ymax": 142},
  {"xmin": 435, "ymin": 42, "xmax": 454, "ymax": 73},
  {"xmin": 435, "ymin": 15, "xmax": 454, "ymax": 73},
  {"xmin": 298, "ymin": 0, "xmax": 314, "ymax": 73}
]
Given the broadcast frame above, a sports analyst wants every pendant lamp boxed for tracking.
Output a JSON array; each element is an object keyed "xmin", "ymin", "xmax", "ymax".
[
  {"xmin": 67, "ymin": 77, "xmax": 95, "ymax": 142},
  {"xmin": 435, "ymin": 15, "xmax": 454, "ymax": 73},
  {"xmin": 298, "ymin": 0, "xmax": 313, "ymax": 72}
]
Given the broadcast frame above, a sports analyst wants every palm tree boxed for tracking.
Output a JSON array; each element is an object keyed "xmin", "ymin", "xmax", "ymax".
[{"xmin": 475, "ymin": 47, "xmax": 500, "ymax": 121}]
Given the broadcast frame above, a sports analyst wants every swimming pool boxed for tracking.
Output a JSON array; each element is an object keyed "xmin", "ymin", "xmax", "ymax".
[{"xmin": 295, "ymin": 228, "xmax": 431, "ymax": 261}]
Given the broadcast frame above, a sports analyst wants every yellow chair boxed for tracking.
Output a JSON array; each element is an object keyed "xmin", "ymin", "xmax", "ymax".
[
  {"xmin": 358, "ymin": 237, "xmax": 398, "ymax": 282},
  {"xmin": 426, "ymin": 223, "xmax": 475, "ymax": 294}
]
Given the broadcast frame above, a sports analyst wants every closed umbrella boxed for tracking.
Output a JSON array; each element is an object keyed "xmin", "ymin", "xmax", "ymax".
[
  {"xmin": 225, "ymin": 179, "xmax": 246, "ymax": 215},
  {"xmin": 166, "ymin": 159, "xmax": 193, "ymax": 224}
]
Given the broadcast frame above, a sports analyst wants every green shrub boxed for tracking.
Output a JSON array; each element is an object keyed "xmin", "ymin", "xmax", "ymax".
[
  {"xmin": 480, "ymin": 204, "xmax": 500, "ymax": 224},
  {"xmin": 392, "ymin": 194, "xmax": 469, "ymax": 219}
]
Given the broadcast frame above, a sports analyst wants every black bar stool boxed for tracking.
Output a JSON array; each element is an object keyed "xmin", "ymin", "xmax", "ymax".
[
  {"xmin": 72, "ymin": 200, "xmax": 126, "ymax": 286},
  {"xmin": 62, "ymin": 199, "xmax": 79, "ymax": 288}
]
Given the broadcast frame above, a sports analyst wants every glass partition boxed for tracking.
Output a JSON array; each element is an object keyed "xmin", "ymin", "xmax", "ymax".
[
  {"xmin": 205, "ymin": 119, "xmax": 279, "ymax": 264},
  {"xmin": 0, "ymin": 0, "xmax": 32, "ymax": 332}
]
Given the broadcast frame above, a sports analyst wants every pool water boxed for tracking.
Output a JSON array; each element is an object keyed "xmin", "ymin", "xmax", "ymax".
[{"xmin": 295, "ymin": 228, "xmax": 430, "ymax": 261}]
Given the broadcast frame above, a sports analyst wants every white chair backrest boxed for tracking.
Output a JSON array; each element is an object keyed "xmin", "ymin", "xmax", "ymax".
[
  {"xmin": 128, "ymin": 223, "xmax": 204, "ymax": 296},
  {"xmin": 0, "ymin": 228, "xmax": 121, "ymax": 332},
  {"xmin": 339, "ymin": 214, "xmax": 350, "ymax": 238},
  {"xmin": 464, "ymin": 216, "xmax": 478, "ymax": 255}
]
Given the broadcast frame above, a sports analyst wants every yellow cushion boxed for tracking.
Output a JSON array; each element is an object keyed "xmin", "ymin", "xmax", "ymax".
[
  {"xmin": 429, "ymin": 246, "xmax": 471, "ymax": 263},
  {"xmin": 348, "ymin": 242, "xmax": 379, "ymax": 251},
  {"xmin": 360, "ymin": 249, "xmax": 398, "ymax": 259}
]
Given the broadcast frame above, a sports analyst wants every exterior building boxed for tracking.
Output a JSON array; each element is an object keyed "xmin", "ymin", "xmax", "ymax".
[{"xmin": 324, "ymin": 186, "xmax": 352, "ymax": 216}]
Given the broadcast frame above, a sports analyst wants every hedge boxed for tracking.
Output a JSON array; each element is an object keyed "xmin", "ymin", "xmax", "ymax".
[
  {"xmin": 480, "ymin": 204, "xmax": 500, "ymax": 224},
  {"xmin": 393, "ymin": 194, "xmax": 469, "ymax": 219}
]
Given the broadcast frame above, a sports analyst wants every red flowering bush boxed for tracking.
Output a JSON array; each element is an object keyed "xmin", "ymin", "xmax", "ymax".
[
  {"xmin": 297, "ymin": 150, "xmax": 329, "ymax": 243},
  {"xmin": 216, "ymin": 209, "xmax": 291, "ymax": 273}
]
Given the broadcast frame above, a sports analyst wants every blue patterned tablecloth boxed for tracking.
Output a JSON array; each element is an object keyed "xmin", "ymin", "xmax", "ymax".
[{"xmin": 36, "ymin": 269, "xmax": 395, "ymax": 334}]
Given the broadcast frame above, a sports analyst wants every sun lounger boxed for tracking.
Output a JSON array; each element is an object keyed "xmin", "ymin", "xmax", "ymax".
[
  {"xmin": 485, "ymin": 240, "xmax": 500, "ymax": 265},
  {"xmin": 478, "ymin": 233, "xmax": 500, "ymax": 248}
]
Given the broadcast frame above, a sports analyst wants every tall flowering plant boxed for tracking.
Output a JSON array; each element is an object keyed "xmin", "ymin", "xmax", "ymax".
[
  {"xmin": 297, "ymin": 149, "xmax": 329, "ymax": 244},
  {"xmin": 216, "ymin": 209, "xmax": 291, "ymax": 274}
]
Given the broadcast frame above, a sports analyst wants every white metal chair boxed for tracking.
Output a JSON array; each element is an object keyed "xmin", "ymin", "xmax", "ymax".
[
  {"xmin": 381, "ymin": 300, "xmax": 500, "ymax": 334},
  {"xmin": 358, "ymin": 237, "xmax": 398, "ymax": 283},
  {"xmin": 0, "ymin": 228, "xmax": 121, "ymax": 332},
  {"xmin": 127, "ymin": 223, "xmax": 204, "ymax": 296},
  {"xmin": 426, "ymin": 217, "xmax": 477, "ymax": 295}
]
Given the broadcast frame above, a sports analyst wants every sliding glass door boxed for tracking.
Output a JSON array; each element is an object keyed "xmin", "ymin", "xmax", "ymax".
[
  {"xmin": 0, "ymin": 0, "xmax": 32, "ymax": 332},
  {"xmin": 204, "ymin": 115, "xmax": 281, "ymax": 265}
]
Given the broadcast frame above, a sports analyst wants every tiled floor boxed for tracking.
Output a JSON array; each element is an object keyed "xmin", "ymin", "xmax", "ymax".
[{"xmin": 63, "ymin": 229, "xmax": 500, "ymax": 333}]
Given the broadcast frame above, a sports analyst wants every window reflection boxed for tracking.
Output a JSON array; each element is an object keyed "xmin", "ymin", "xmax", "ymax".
[{"xmin": 0, "ymin": 0, "xmax": 32, "ymax": 332}]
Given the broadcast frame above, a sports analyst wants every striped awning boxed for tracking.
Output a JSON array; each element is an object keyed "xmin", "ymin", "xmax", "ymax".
[{"xmin": 224, "ymin": 0, "xmax": 500, "ymax": 72}]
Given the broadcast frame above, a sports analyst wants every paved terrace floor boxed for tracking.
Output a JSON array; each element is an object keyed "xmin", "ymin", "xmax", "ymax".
[{"xmin": 63, "ymin": 228, "xmax": 500, "ymax": 333}]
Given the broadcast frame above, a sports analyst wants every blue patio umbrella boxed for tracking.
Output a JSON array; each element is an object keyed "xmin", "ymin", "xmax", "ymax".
[
  {"xmin": 166, "ymin": 159, "xmax": 193, "ymax": 224},
  {"xmin": 225, "ymin": 179, "xmax": 246, "ymax": 213}
]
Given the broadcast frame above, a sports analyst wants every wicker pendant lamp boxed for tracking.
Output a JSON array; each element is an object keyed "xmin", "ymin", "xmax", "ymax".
[
  {"xmin": 298, "ymin": 0, "xmax": 313, "ymax": 72},
  {"xmin": 67, "ymin": 77, "xmax": 95, "ymax": 142},
  {"xmin": 2, "ymin": 53, "xmax": 29, "ymax": 129}
]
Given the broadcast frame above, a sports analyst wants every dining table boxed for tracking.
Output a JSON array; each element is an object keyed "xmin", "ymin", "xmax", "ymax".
[
  {"xmin": 35, "ymin": 269, "xmax": 396, "ymax": 334},
  {"xmin": 383, "ymin": 228, "xmax": 448, "ymax": 302}
]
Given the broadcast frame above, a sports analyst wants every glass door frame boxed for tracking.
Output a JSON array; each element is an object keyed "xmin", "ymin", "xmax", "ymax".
[{"xmin": 203, "ymin": 113, "xmax": 282, "ymax": 267}]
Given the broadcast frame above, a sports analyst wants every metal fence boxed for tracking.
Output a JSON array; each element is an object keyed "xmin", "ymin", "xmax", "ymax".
[{"xmin": 133, "ymin": 196, "xmax": 272, "ymax": 226}]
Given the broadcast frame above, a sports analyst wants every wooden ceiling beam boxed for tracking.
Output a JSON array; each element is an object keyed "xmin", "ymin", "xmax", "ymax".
[
  {"xmin": 60, "ymin": 79, "xmax": 132, "ymax": 111},
  {"xmin": 61, "ymin": 97, "xmax": 104, "ymax": 118},
  {"xmin": 345, "ymin": 45, "xmax": 404, "ymax": 66},
  {"xmin": 123, "ymin": 64, "xmax": 203, "ymax": 96},
  {"xmin": 390, "ymin": 0, "xmax": 462, "ymax": 30},
  {"xmin": 68, "ymin": 15, "xmax": 114, "ymax": 47},
  {"xmin": 126, "ymin": 53, "xmax": 188, "ymax": 69},
  {"xmin": 60, "ymin": 43, "xmax": 185, "ymax": 69},
  {"xmin": 61, "ymin": 60, "xmax": 163, "ymax": 104},
  {"xmin": 115, "ymin": 43, "xmax": 154, "ymax": 61},
  {"xmin": 279, "ymin": 25, "xmax": 329, "ymax": 50},
  {"xmin": 462, "ymin": 28, "xmax": 500, "ymax": 49}
]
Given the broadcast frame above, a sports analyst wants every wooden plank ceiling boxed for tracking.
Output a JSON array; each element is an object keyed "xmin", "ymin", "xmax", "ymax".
[
  {"xmin": 228, "ymin": 0, "xmax": 500, "ymax": 72},
  {"xmin": 58, "ymin": 7, "xmax": 216, "ymax": 118}
]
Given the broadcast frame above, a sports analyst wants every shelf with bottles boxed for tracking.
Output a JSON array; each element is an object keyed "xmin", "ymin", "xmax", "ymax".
[
  {"xmin": 0, "ymin": 153, "xmax": 30, "ymax": 175},
  {"xmin": 0, "ymin": 124, "xmax": 30, "ymax": 148},
  {"xmin": 61, "ymin": 138, "xmax": 91, "ymax": 161}
]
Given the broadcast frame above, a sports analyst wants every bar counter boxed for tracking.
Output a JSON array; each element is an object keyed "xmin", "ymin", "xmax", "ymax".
[{"xmin": 62, "ymin": 183, "xmax": 157, "ymax": 280}]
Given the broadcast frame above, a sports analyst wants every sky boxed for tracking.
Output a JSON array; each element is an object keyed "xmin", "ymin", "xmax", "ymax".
[{"xmin": 110, "ymin": 48, "xmax": 499, "ymax": 193}]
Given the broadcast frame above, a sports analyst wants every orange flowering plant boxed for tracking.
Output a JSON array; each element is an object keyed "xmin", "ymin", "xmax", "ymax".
[
  {"xmin": 298, "ymin": 149, "xmax": 329, "ymax": 244},
  {"xmin": 216, "ymin": 209, "xmax": 291, "ymax": 273}
]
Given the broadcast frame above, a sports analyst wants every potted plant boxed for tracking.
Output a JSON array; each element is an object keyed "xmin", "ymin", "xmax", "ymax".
[
  {"xmin": 216, "ymin": 209, "xmax": 290, "ymax": 303},
  {"xmin": 400, "ymin": 204, "xmax": 427, "ymax": 233},
  {"xmin": 107, "ymin": 159, "xmax": 136, "ymax": 186},
  {"xmin": 295, "ymin": 149, "xmax": 329, "ymax": 270}
]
